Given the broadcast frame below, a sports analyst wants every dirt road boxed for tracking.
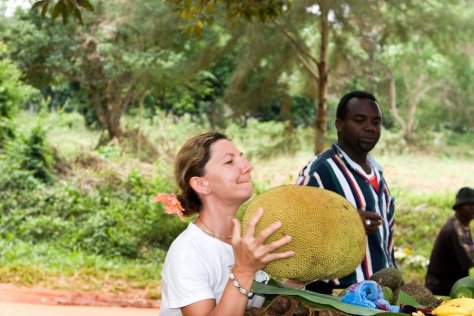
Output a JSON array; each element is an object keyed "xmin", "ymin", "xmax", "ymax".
[
  {"xmin": 0, "ymin": 283, "xmax": 160, "ymax": 316},
  {"xmin": 0, "ymin": 302, "xmax": 158, "ymax": 316}
]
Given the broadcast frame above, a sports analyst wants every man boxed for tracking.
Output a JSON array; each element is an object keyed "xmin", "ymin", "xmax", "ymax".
[
  {"xmin": 425, "ymin": 187, "xmax": 474, "ymax": 296},
  {"xmin": 296, "ymin": 90, "xmax": 396, "ymax": 293}
]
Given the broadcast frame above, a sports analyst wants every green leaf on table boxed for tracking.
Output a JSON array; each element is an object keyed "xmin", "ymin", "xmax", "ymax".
[
  {"xmin": 252, "ymin": 280, "xmax": 405, "ymax": 316},
  {"xmin": 395, "ymin": 290, "xmax": 423, "ymax": 307}
]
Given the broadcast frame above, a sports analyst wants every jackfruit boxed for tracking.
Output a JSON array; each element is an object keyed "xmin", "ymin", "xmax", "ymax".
[
  {"xmin": 241, "ymin": 185, "xmax": 366, "ymax": 283},
  {"xmin": 370, "ymin": 267, "xmax": 404, "ymax": 292},
  {"xmin": 395, "ymin": 282, "xmax": 442, "ymax": 308}
]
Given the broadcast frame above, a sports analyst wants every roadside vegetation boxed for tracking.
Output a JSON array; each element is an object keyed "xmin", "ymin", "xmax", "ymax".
[{"xmin": 1, "ymin": 110, "xmax": 473, "ymax": 299}]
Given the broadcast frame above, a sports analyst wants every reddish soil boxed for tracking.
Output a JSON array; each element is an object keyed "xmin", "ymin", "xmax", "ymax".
[{"xmin": 0, "ymin": 283, "xmax": 160, "ymax": 309}]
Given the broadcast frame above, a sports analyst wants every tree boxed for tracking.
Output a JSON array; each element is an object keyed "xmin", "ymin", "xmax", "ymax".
[
  {"xmin": 272, "ymin": 0, "xmax": 333, "ymax": 153},
  {"xmin": 30, "ymin": 0, "xmax": 474, "ymax": 147},
  {"xmin": 172, "ymin": 0, "xmax": 333, "ymax": 153},
  {"xmin": 7, "ymin": 1, "xmax": 196, "ymax": 143},
  {"xmin": 364, "ymin": 0, "xmax": 474, "ymax": 142},
  {"xmin": 383, "ymin": 42, "xmax": 449, "ymax": 142},
  {"xmin": 172, "ymin": 0, "xmax": 413, "ymax": 153},
  {"xmin": 253, "ymin": 1, "xmax": 399, "ymax": 152},
  {"xmin": 446, "ymin": 51, "xmax": 474, "ymax": 132}
]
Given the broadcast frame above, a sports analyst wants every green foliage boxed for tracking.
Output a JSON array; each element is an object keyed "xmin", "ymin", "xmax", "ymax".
[
  {"xmin": 0, "ymin": 46, "xmax": 32, "ymax": 119},
  {"xmin": 169, "ymin": 0, "xmax": 290, "ymax": 35},
  {"xmin": 393, "ymin": 191, "xmax": 454, "ymax": 282},
  {"xmin": 4, "ymin": 1, "xmax": 216, "ymax": 140},
  {"xmin": 0, "ymin": 239, "xmax": 164, "ymax": 290},
  {"xmin": 228, "ymin": 119, "xmax": 300, "ymax": 159},
  {"xmin": 6, "ymin": 0, "xmax": 472, "ymax": 145},
  {"xmin": 376, "ymin": 130, "xmax": 409, "ymax": 155},
  {"xmin": 2, "ymin": 126, "xmax": 54, "ymax": 183},
  {"xmin": 0, "ymin": 117, "xmax": 16, "ymax": 148},
  {"xmin": 3, "ymin": 113, "xmax": 184, "ymax": 263},
  {"xmin": 22, "ymin": 126, "xmax": 54, "ymax": 182},
  {"xmin": 32, "ymin": 0, "xmax": 94, "ymax": 24},
  {"xmin": 290, "ymin": 95, "xmax": 316, "ymax": 128},
  {"xmin": 0, "ymin": 145, "xmax": 187, "ymax": 261},
  {"xmin": 0, "ymin": 43, "xmax": 36, "ymax": 146},
  {"xmin": 71, "ymin": 169, "xmax": 186, "ymax": 257},
  {"xmin": 156, "ymin": 71, "xmax": 223, "ymax": 122}
]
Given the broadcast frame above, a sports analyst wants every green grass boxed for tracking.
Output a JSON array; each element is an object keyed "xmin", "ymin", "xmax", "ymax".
[
  {"xmin": 0, "ymin": 239, "xmax": 164, "ymax": 295},
  {"xmin": 16, "ymin": 111, "xmax": 99, "ymax": 157}
]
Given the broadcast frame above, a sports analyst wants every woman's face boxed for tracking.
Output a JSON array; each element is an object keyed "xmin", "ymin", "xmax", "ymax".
[{"xmin": 202, "ymin": 139, "xmax": 253, "ymax": 204}]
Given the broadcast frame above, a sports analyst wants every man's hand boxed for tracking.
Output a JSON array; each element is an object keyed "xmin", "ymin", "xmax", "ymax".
[{"xmin": 358, "ymin": 210, "xmax": 382, "ymax": 234}]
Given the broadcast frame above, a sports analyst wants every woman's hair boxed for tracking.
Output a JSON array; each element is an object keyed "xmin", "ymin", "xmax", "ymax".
[{"xmin": 174, "ymin": 131, "xmax": 229, "ymax": 215}]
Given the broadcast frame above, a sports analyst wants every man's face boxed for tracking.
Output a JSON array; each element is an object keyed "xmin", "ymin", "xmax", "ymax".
[
  {"xmin": 457, "ymin": 203, "xmax": 474, "ymax": 222},
  {"xmin": 336, "ymin": 98, "xmax": 382, "ymax": 154}
]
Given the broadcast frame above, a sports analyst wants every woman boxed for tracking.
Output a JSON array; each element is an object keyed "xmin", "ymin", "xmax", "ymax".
[{"xmin": 156, "ymin": 132, "xmax": 294, "ymax": 316}]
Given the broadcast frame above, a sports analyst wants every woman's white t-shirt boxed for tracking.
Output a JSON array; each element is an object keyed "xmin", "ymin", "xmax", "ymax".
[{"xmin": 160, "ymin": 222, "xmax": 267, "ymax": 316}]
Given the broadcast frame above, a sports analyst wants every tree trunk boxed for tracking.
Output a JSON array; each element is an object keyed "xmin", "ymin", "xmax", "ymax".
[
  {"xmin": 275, "ymin": 3, "xmax": 330, "ymax": 154},
  {"xmin": 280, "ymin": 85, "xmax": 294, "ymax": 133},
  {"xmin": 388, "ymin": 74, "xmax": 406, "ymax": 133},
  {"xmin": 137, "ymin": 94, "xmax": 145, "ymax": 160},
  {"xmin": 404, "ymin": 97, "xmax": 416, "ymax": 143},
  {"xmin": 90, "ymin": 87, "xmax": 124, "ymax": 142},
  {"xmin": 389, "ymin": 68, "xmax": 439, "ymax": 144},
  {"xmin": 315, "ymin": 0, "xmax": 330, "ymax": 154},
  {"xmin": 81, "ymin": 35, "xmax": 134, "ymax": 144},
  {"xmin": 107, "ymin": 107, "xmax": 123, "ymax": 140},
  {"xmin": 280, "ymin": 89, "xmax": 298, "ymax": 153}
]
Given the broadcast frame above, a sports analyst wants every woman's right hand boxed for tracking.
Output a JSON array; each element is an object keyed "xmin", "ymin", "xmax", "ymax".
[
  {"xmin": 230, "ymin": 207, "xmax": 295, "ymax": 277},
  {"xmin": 182, "ymin": 208, "xmax": 295, "ymax": 316}
]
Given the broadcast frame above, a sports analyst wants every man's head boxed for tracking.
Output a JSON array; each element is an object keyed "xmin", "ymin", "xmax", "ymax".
[
  {"xmin": 453, "ymin": 187, "xmax": 474, "ymax": 224},
  {"xmin": 335, "ymin": 91, "xmax": 382, "ymax": 155}
]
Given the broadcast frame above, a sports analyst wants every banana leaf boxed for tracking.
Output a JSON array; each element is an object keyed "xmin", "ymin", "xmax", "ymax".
[
  {"xmin": 394, "ymin": 290, "xmax": 422, "ymax": 307},
  {"xmin": 252, "ymin": 280, "xmax": 406, "ymax": 316}
]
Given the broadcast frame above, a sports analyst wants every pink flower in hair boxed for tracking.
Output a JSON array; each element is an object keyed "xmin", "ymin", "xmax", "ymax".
[{"xmin": 152, "ymin": 193, "xmax": 185, "ymax": 222}]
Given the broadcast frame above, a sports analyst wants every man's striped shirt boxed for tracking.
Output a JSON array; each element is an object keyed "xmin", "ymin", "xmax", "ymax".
[{"xmin": 296, "ymin": 144, "xmax": 396, "ymax": 287}]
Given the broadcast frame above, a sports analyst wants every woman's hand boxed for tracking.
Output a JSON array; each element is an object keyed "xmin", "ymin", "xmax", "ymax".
[
  {"xmin": 231, "ymin": 207, "xmax": 295, "ymax": 277},
  {"xmin": 182, "ymin": 208, "xmax": 295, "ymax": 316},
  {"xmin": 358, "ymin": 209, "xmax": 383, "ymax": 234}
]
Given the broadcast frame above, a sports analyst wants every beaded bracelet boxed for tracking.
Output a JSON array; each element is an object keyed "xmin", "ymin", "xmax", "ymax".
[{"xmin": 229, "ymin": 271, "xmax": 254, "ymax": 299}]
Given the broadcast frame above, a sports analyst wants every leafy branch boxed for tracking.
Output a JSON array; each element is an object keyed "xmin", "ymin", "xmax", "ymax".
[{"xmin": 31, "ymin": 0, "xmax": 94, "ymax": 24}]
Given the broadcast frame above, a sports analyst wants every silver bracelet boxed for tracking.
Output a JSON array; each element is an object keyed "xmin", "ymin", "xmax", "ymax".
[{"xmin": 229, "ymin": 271, "xmax": 254, "ymax": 299}]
